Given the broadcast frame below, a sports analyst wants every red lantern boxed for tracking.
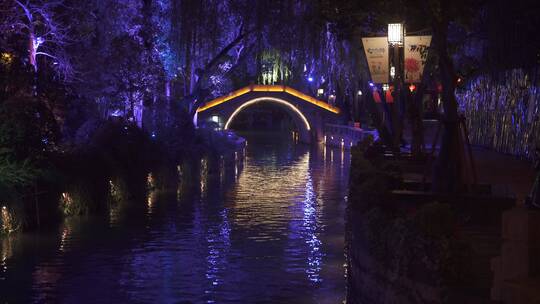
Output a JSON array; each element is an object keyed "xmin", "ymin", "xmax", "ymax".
[
  {"xmin": 372, "ymin": 90, "xmax": 382, "ymax": 103},
  {"xmin": 409, "ymin": 84, "xmax": 416, "ymax": 92},
  {"xmin": 385, "ymin": 87, "xmax": 394, "ymax": 103}
]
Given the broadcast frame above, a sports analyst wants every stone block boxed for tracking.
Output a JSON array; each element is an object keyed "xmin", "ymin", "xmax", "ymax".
[
  {"xmin": 502, "ymin": 207, "xmax": 540, "ymax": 242},
  {"xmin": 491, "ymin": 256, "xmax": 502, "ymax": 301},
  {"xmin": 502, "ymin": 277, "xmax": 540, "ymax": 304},
  {"xmin": 501, "ymin": 241, "xmax": 538, "ymax": 279}
]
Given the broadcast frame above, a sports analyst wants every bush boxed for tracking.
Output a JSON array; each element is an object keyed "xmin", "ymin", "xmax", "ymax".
[
  {"xmin": 0, "ymin": 205, "xmax": 23, "ymax": 235},
  {"xmin": 348, "ymin": 139, "xmax": 473, "ymax": 302},
  {"xmin": 0, "ymin": 95, "xmax": 59, "ymax": 162},
  {"xmin": 413, "ymin": 202, "xmax": 456, "ymax": 239},
  {"xmin": 349, "ymin": 138, "xmax": 402, "ymax": 210},
  {"xmin": 57, "ymin": 119, "xmax": 159, "ymax": 217},
  {"xmin": 413, "ymin": 202, "xmax": 473, "ymax": 292},
  {"xmin": 0, "ymin": 95, "xmax": 62, "ymax": 232}
]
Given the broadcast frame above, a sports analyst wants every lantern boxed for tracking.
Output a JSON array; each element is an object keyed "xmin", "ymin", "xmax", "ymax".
[
  {"xmin": 385, "ymin": 86, "xmax": 394, "ymax": 103},
  {"xmin": 373, "ymin": 90, "xmax": 382, "ymax": 103}
]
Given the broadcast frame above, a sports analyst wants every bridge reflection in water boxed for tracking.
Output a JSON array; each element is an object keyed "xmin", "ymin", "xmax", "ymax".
[{"xmin": 0, "ymin": 132, "xmax": 350, "ymax": 304}]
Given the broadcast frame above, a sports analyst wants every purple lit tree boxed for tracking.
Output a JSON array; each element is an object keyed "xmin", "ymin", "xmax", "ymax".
[
  {"xmin": 168, "ymin": 0, "xmax": 364, "ymax": 122},
  {"xmin": 167, "ymin": 0, "xmax": 254, "ymax": 119},
  {"xmin": 63, "ymin": 0, "xmax": 166, "ymax": 127},
  {"xmin": 0, "ymin": 0, "xmax": 73, "ymax": 85}
]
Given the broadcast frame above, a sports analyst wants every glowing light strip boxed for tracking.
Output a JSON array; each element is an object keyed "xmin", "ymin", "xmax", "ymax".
[
  {"xmin": 197, "ymin": 87, "xmax": 251, "ymax": 112},
  {"xmin": 196, "ymin": 85, "xmax": 340, "ymax": 114},
  {"xmin": 251, "ymin": 84, "xmax": 284, "ymax": 92},
  {"xmin": 224, "ymin": 97, "xmax": 311, "ymax": 131},
  {"xmin": 283, "ymin": 87, "xmax": 340, "ymax": 114}
]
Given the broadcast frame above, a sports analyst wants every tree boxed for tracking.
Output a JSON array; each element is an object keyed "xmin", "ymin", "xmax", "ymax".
[
  {"xmin": 171, "ymin": 0, "xmax": 367, "ymax": 123},
  {"xmin": 408, "ymin": 0, "xmax": 483, "ymax": 192},
  {"xmin": 102, "ymin": 34, "xmax": 161, "ymax": 126},
  {"xmin": 320, "ymin": 0, "xmax": 485, "ymax": 192},
  {"xmin": 0, "ymin": 0, "xmax": 73, "ymax": 85}
]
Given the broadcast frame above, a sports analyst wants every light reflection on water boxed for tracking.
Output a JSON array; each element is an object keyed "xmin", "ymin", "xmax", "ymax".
[{"xmin": 0, "ymin": 132, "xmax": 350, "ymax": 304}]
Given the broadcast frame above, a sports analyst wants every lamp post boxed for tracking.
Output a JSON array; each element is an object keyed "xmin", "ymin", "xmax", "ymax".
[{"xmin": 387, "ymin": 23, "xmax": 405, "ymax": 150}]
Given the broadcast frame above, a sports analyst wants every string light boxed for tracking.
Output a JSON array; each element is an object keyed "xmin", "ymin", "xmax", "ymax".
[{"xmin": 224, "ymin": 97, "xmax": 311, "ymax": 131}]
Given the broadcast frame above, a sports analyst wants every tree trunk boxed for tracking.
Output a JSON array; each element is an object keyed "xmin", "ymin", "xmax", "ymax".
[
  {"xmin": 410, "ymin": 84, "xmax": 425, "ymax": 157},
  {"xmin": 431, "ymin": 20, "xmax": 464, "ymax": 193},
  {"xmin": 28, "ymin": 32, "xmax": 39, "ymax": 96},
  {"xmin": 165, "ymin": 80, "xmax": 171, "ymax": 98},
  {"xmin": 367, "ymin": 96, "xmax": 393, "ymax": 148}
]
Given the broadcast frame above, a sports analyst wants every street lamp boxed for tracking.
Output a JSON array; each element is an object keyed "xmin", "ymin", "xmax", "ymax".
[
  {"xmin": 387, "ymin": 22, "xmax": 405, "ymax": 84},
  {"xmin": 387, "ymin": 23, "xmax": 405, "ymax": 149},
  {"xmin": 388, "ymin": 23, "xmax": 404, "ymax": 46}
]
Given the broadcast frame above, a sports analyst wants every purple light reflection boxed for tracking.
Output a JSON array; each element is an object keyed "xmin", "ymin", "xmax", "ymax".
[{"xmin": 302, "ymin": 174, "xmax": 323, "ymax": 283}]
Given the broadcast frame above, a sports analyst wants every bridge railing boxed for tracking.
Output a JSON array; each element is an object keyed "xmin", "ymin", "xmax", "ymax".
[{"xmin": 324, "ymin": 123, "xmax": 378, "ymax": 149}]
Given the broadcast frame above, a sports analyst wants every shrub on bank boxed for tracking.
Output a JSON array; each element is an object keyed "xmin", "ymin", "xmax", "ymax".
[
  {"xmin": 0, "ymin": 89, "xmax": 233, "ymax": 236},
  {"xmin": 347, "ymin": 139, "xmax": 473, "ymax": 304},
  {"xmin": 349, "ymin": 138, "xmax": 402, "ymax": 212},
  {"xmin": 1, "ymin": 99, "xmax": 226, "ymax": 231},
  {"xmin": 57, "ymin": 120, "xmax": 157, "ymax": 217},
  {"xmin": 0, "ymin": 95, "xmax": 62, "ymax": 233},
  {"xmin": 58, "ymin": 118, "xmax": 212, "ymax": 217}
]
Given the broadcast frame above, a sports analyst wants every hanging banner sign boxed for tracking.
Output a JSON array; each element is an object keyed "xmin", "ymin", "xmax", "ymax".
[
  {"xmin": 404, "ymin": 35, "xmax": 432, "ymax": 83},
  {"xmin": 362, "ymin": 37, "xmax": 389, "ymax": 84}
]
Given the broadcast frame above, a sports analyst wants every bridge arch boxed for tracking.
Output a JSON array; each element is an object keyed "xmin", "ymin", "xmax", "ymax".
[
  {"xmin": 224, "ymin": 96, "xmax": 311, "ymax": 142},
  {"xmin": 196, "ymin": 85, "xmax": 341, "ymax": 143},
  {"xmin": 224, "ymin": 97, "xmax": 311, "ymax": 131}
]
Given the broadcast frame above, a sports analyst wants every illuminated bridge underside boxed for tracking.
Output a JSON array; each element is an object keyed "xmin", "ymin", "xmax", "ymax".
[{"xmin": 196, "ymin": 85, "xmax": 341, "ymax": 144}]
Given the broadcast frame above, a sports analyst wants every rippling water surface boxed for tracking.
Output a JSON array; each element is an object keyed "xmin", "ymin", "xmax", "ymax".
[{"xmin": 0, "ymin": 132, "xmax": 350, "ymax": 303}]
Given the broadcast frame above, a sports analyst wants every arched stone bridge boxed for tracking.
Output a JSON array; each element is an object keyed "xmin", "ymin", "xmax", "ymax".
[{"xmin": 196, "ymin": 85, "xmax": 341, "ymax": 143}]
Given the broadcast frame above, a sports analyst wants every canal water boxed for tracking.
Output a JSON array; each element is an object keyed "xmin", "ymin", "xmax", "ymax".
[{"xmin": 0, "ymin": 132, "xmax": 350, "ymax": 304}]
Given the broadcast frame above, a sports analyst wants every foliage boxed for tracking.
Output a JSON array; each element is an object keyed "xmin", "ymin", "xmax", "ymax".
[
  {"xmin": 57, "ymin": 119, "xmax": 158, "ymax": 217},
  {"xmin": 413, "ymin": 202, "xmax": 456, "ymax": 239},
  {"xmin": 0, "ymin": 155, "xmax": 37, "ymax": 189},
  {"xmin": 0, "ymin": 0, "xmax": 375, "ymax": 128},
  {"xmin": 348, "ymin": 140, "xmax": 473, "ymax": 302},
  {"xmin": 0, "ymin": 95, "xmax": 59, "ymax": 201},
  {"xmin": 102, "ymin": 34, "xmax": 162, "ymax": 124},
  {"xmin": 151, "ymin": 100, "xmax": 199, "ymax": 162},
  {"xmin": 59, "ymin": 191, "xmax": 83, "ymax": 216},
  {"xmin": 57, "ymin": 148, "xmax": 109, "ymax": 215},
  {"xmin": 349, "ymin": 137, "xmax": 402, "ymax": 211},
  {"xmin": 1, "ymin": 205, "xmax": 22, "ymax": 235},
  {"xmin": 0, "ymin": 0, "xmax": 73, "ymax": 79}
]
